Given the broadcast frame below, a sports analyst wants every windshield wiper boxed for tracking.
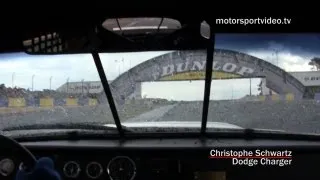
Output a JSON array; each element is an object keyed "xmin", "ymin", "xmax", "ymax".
[{"xmin": 2, "ymin": 122, "xmax": 128, "ymax": 132}]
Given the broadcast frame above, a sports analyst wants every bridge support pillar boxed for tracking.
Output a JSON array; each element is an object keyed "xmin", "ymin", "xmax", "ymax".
[{"xmin": 133, "ymin": 82, "xmax": 142, "ymax": 99}]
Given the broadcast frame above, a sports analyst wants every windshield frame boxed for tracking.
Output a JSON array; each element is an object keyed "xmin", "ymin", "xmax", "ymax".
[{"xmin": 90, "ymin": 24, "xmax": 214, "ymax": 137}]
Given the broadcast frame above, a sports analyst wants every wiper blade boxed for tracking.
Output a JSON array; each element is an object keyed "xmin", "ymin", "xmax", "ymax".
[{"xmin": 2, "ymin": 123, "xmax": 128, "ymax": 132}]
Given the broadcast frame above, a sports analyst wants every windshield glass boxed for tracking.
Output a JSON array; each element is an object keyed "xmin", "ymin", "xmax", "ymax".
[
  {"xmin": 207, "ymin": 34, "xmax": 320, "ymax": 134},
  {"xmin": 0, "ymin": 53, "xmax": 117, "ymax": 131},
  {"xmin": 0, "ymin": 50, "xmax": 207, "ymax": 132},
  {"xmin": 1, "ymin": 33, "xmax": 320, "ymax": 135}
]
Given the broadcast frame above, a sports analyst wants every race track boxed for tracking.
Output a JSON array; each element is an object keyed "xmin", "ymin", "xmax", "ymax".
[
  {"xmin": 156, "ymin": 101, "xmax": 320, "ymax": 134},
  {"xmin": 1, "ymin": 100, "xmax": 320, "ymax": 134}
]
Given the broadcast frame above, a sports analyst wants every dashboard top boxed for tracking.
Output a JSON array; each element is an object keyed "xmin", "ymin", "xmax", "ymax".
[
  {"xmin": 1, "ymin": 137, "xmax": 320, "ymax": 180},
  {"xmin": 20, "ymin": 138, "xmax": 320, "ymax": 149}
]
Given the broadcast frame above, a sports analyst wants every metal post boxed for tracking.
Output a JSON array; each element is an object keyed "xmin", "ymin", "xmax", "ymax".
[
  {"xmin": 81, "ymin": 79, "xmax": 84, "ymax": 94},
  {"xmin": 49, "ymin": 76, "xmax": 52, "ymax": 90},
  {"xmin": 231, "ymin": 86, "xmax": 234, "ymax": 100},
  {"xmin": 115, "ymin": 60, "xmax": 120, "ymax": 76},
  {"xmin": 66, "ymin": 77, "xmax": 69, "ymax": 93},
  {"xmin": 275, "ymin": 50, "xmax": 279, "ymax": 67},
  {"xmin": 122, "ymin": 58, "xmax": 124, "ymax": 73},
  {"xmin": 249, "ymin": 78, "xmax": 252, "ymax": 96},
  {"xmin": 12, "ymin": 72, "xmax": 15, "ymax": 88},
  {"xmin": 272, "ymin": 49, "xmax": 280, "ymax": 67},
  {"xmin": 32, "ymin": 75, "xmax": 35, "ymax": 91}
]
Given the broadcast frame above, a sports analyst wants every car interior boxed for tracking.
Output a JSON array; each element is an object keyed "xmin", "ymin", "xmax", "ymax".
[{"xmin": 0, "ymin": 7, "xmax": 320, "ymax": 180}]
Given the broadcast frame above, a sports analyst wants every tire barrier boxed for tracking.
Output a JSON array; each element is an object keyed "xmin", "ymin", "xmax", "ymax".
[
  {"xmin": 39, "ymin": 98, "xmax": 54, "ymax": 107},
  {"xmin": 286, "ymin": 93, "xmax": 295, "ymax": 101},
  {"xmin": 8, "ymin": 98, "xmax": 26, "ymax": 107},
  {"xmin": 0, "ymin": 97, "xmax": 99, "ymax": 108},
  {"xmin": 66, "ymin": 98, "xmax": 78, "ymax": 106},
  {"xmin": 257, "ymin": 93, "xmax": 295, "ymax": 102},
  {"xmin": 88, "ymin": 99, "xmax": 98, "ymax": 106}
]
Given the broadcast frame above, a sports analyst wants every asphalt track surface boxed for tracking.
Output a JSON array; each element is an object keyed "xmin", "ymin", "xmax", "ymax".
[{"xmin": 1, "ymin": 100, "xmax": 320, "ymax": 134}]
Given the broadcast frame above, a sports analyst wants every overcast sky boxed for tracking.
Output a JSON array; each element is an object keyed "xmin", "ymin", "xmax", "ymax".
[{"xmin": 0, "ymin": 34, "xmax": 318, "ymax": 100}]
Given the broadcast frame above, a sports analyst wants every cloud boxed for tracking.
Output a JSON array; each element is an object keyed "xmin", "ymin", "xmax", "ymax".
[
  {"xmin": 215, "ymin": 34, "xmax": 320, "ymax": 56},
  {"xmin": 0, "ymin": 52, "xmax": 168, "ymax": 91},
  {"xmin": 246, "ymin": 50, "xmax": 312, "ymax": 72}
]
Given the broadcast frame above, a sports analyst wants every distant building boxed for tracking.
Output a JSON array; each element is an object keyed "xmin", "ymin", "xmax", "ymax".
[
  {"xmin": 289, "ymin": 71, "xmax": 320, "ymax": 87},
  {"xmin": 56, "ymin": 81, "xmax": 110, "ymax": 94},
  {"xmin": 260, "ymin": 71, "xmax": 320, "ymax": 98},
  {"xmin": 56, "ymin": 80, "xmax": 142, "ymax": 100}
]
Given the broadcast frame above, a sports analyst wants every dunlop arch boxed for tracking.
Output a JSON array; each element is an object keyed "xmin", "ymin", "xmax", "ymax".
[{"xmin": 108, "ymin": 49, "xmax": 306, "ymax": 105}]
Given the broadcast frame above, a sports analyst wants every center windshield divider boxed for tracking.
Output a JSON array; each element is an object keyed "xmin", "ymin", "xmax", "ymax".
[
  {"xmin": 200, "ymin": 27, "xmax": 215, "ymax": 135},
  {"xmin": 91, "ymin": 50, "xmax": 124, "ymax": 137}
]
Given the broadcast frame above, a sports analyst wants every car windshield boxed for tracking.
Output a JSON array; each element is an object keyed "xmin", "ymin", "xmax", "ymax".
[{"xmin": 1, "ymin": 33, "xmax": 320, "ymax": 134}]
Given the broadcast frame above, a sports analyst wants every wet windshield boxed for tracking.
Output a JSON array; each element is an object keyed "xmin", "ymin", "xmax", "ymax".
[{"xmin": 1, "ymin": 33, "xmax": 320, "ymax": 134}]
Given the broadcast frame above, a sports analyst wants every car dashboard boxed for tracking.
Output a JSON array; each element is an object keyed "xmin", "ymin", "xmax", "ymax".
[{"xmin": 1, "ymin": 138, "xmax": 320, "ymax": 180}]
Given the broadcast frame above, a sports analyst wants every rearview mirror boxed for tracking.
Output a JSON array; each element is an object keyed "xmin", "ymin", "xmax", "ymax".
[{"xmin": 23, "ymin": 18, "xmax": 211, "ymax": 54}]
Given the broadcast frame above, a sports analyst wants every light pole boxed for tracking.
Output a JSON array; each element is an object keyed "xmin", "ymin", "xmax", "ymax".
[
  {"xmin": 122, "ymin": 58, "xmax": 124, "ymax": 73},
  {"xmin": 249, "ymin": 78, "xmax": 252, "ymax": 96},
  {"xmin": 32, "ymin": 75, "xmax": 35, "ymax": 91},
  {"xmin": 272, "ymin": 48, "xmax": 281, "ymax": 67},
  {"xmin": 231, "ymin": 86, "xmax": 234, "ymax": 100},
  {"xmin": 66, "ymin": 77, "xmax": 69, "ymax": 93},
  {"xmin": 81, "ymin": 79, "xmax": 84, "ymax": 94},
  {"xmin": 49, "ymin": 76, "xmax": 52, "ymax": 90},
  {"xmin": 12, "ymin": 72, "xmax": 15, "ymax": 88},
  {"xmin": 115, "ymin": 60, "xmax": 120, "ymax": 76}
]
